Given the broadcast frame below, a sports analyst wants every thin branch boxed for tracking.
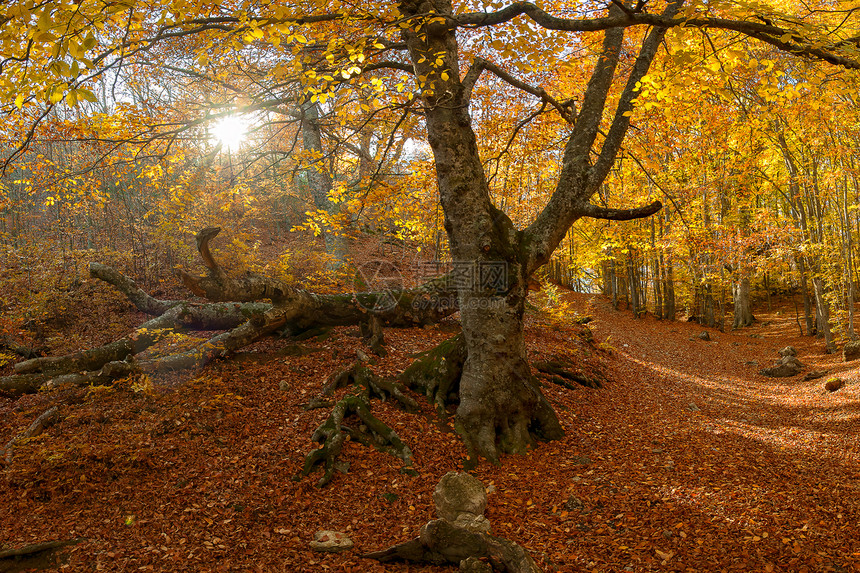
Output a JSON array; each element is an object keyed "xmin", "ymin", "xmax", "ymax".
[
  {"xmin": 462, "ymin": 58, "xmax": 575, "ymax": 122},
  {"xmin": 486, "ymin": 102, "xmax": 548, "ymax": 186},
  {"xmin": 625, "ymin": 151, "xmax": 693, "ymax": 230}
]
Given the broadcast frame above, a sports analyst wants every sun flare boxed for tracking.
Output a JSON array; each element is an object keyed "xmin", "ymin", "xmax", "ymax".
[{"xmin": 211, "ymin": 115, "xmax": 250, "ymax": 152}]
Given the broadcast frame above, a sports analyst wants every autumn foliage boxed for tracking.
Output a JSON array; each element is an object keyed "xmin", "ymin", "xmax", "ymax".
[{"xmin": 4, "ymin": 0, "xmax": 860, "ymax": 570}]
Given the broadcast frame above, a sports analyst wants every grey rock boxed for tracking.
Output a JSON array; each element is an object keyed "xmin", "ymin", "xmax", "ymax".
[
  {"xmin": 779, "ymin": 346, "xmax": 798, "ymax": 357},
  {"xmin": 760, "ymin": 355, "xmax": 803, "ymax": 378},
  {"xmin": 687, "ymin": 403, "xmax": 701, "ymax": 412},
  {"xmin": 453, "ymin": 512, "xmax": 492, "ymax": 534},
  {"xmin": 804, "ymin": 370, "xmax": 829, "ymax": 381},
  {"xmin": 698, "ymin": 331, "xmax": 711, "ymax": 341},
  {"xmin": 434, "ymin": 472, "xmax": 487, "ymax": 522},
  {"xmin": 569, "ymin": 455, "xmax": 591, "ymax": 466},
  {"xmin": 309, "ymin": 530, "xmax": 353, "ymax": 553},
  {"xmin": 278, "ymin": 380, "xmax": 290, "ymax": 392},
  {"xmin": 844, "ymin": 340, "xmax": 860, "ymax": 362}
]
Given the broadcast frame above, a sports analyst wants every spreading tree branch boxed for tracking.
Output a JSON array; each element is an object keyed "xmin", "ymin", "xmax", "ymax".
[
  {"xmin": 456, "ymin": 3, "xmax": 860, "ymax": 69},
  {"xmin": 579, "ymin": 200, "xmax": 663, "ymax": 220}
]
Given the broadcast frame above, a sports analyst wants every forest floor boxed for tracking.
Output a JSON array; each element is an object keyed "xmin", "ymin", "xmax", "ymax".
[{"xmin": 2, "ymin": 283, "xmax": 860, "ymax": 573}]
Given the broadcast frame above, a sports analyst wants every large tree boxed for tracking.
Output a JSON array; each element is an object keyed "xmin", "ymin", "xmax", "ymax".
[{"xmin": 2, "ymin": 0, "xmax": 860, "ymax": 463}]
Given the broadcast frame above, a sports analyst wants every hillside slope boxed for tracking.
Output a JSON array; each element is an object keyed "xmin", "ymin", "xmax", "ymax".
[{"xmin": 1, "ymin": 290, "xmax": 858, "ymax": 572}]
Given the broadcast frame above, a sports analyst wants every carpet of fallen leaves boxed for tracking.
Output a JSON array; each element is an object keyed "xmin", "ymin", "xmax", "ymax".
[{"xmin": 2, "ymin": 285, "xmax": 860, "ymax": 573}]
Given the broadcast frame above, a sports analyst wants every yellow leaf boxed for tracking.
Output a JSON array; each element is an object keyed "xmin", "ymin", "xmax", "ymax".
[
  {"xmin": 48, "ymin": 86, "xmax": 65, "ymax": 104},
  {"xmin": 77, "ymin": 88, "xmax": 97, "ymax": 102},
  {"xmin": 14, "ymin": 95, "xmax": 24, "ymax": 109}
]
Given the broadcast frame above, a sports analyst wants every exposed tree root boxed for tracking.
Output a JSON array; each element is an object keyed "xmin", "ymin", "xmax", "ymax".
[
  {"xmin": 360, "ymin": 315, "xmax": 387, "ymax": 356},
  {"xmin": 322, "ymin": 358, "xmax": 420, "ymax": 413},
  {"xmin": 399, "ymin": 333, "xmax": 466, "ymax": 417},
  {"xmin": 532, "ymin": 359, "xmax": 603, "ymax": 389},
  {"xmin": 364, "ymin": 520, "xmax": 541, "ymax": 572},
  {"xmin": 298, "ymin": 393, "xmax": 416, "ymax": 487},
  {"xmin": 299, "ymin": 356, "xmax": 422, "ymax": 486}
]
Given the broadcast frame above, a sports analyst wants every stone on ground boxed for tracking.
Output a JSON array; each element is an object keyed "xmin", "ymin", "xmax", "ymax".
[
  {"xmin": 825, "ymin": 378, "xmax": 845, "ymax": 392},
  {"xmin": 310, "ymin": 530, "xmax": 353, "ymax": 553},
  {"xmin": 434, "ymin": 471, "xmax": 488, "ymax": 522}
]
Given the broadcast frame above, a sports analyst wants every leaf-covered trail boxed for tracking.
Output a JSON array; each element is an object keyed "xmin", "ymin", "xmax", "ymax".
[
  {"xmin": 564, "ymin": 294, "xmax": 860, "ymax": 572},
  {"xmin": 1, "ymin": 290, "xmax": 859, "ymax": 572}
]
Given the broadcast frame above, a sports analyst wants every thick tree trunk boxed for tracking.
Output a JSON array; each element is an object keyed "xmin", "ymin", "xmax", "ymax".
[
  {"xmin": 732, "ymin": 276, "xmax": 755, "ymax": 329},
  {"xmin": 700, "ymin": 283, "xmax": 716, "ymax": 328},
  {"xmin": 397, "ymin": 1, "xmax": 566, "ymax": 462},
  {"xmin": 395, "ymin": 0, "xmax": 676, "ymax": 462},
  {"xmin": 812, "ymin": 275, "xmax": 836, "ymax": 353},
  {"xmin": 456, "ymin": 290, "xmax": 563, "ymax": 464}
]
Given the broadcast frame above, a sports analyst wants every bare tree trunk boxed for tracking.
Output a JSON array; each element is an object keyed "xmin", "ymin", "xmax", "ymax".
[
  {"xmin": 628, "ymin": 252, "xmax": 640, "ymax": 318},
  {"xmin": 732, "ymin": 276, "xmax": 755, "ymax": 329},
  {"xmin": 844, "ymin": 177, "xmax": 857, "ymax": 339},
  {"xmin": 798, "ymin": 257, "xmax": 815, "ymax": 335},
  {"xmin": 812, "ymin": 275, "xmax": 836, "ymax": 353},
  {"xmin": 299, "ymin": 99, "xmax": 347, "ymax": 267},
  {"xmin": 664, "ymin": 258, "xmax": 675, "ymax": 320}
]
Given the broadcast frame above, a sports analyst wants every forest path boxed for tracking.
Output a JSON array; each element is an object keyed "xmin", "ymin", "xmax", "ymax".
[{"xmin": 547, "ymin": 292, "xmax": 860, "ymax": 571}]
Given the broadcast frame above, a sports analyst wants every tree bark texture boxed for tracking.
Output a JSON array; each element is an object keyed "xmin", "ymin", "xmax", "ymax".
[{"xmin": 732, "ymin": 276, "xmax": 755, "ymax": 329}]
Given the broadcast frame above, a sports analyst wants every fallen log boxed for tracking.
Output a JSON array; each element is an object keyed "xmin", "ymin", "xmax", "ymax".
[{"xmin": 2, "ymin": 227, "xmax": 459, "ymax": 398}]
